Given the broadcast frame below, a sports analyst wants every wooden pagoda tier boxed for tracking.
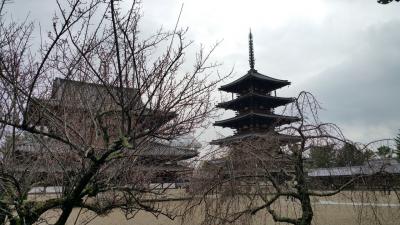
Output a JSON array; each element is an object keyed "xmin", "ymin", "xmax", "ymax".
[
  {"xmin": 219, "ymin": 69, "xmax": 290, "ymax": 95},
  {"xmin": 216, "ymin": 92, "xmax": 295, "ymax": 111},
  {"xmin": 210, "ymin": 132, "xmax": 301, "ymax": 145},
  {"xmin": 214, "ymin": 112, "xmax": 299, "ymax": 129},
  {"xmin": 219, "ymin": 69, "xmax": 290, "ymax": 94}
]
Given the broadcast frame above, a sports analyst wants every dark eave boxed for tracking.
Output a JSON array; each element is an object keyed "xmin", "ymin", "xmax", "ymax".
[
  {"xmin": 210, "ymin": 132, "xmax": 301, "ymax": 145},
  {"xmin": 137, "ymin": 142, "xmax": 199, "ymax": 160},
  {"xmin": 216, "ymin": 93, "xmax": 295, "ymax": 110},
  {"xmin": 134, "ymin": 164, "xmax": 194, "ymax": 172},
  {"xmin": 219, "ymin": 69, "xmax": 290, "ymax": 93},
  {"xmin": 214, "ymin": 112, "xmax": 300, "ymax": 128}
]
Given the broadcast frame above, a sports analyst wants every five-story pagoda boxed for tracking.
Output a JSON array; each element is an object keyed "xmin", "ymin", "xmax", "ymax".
[{"xmin": 211, "ymin": 32, "xmax": 300, "ymax": 145}]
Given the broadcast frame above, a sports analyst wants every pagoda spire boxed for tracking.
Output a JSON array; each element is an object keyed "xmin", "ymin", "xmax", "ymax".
[{"xmin": 249, "ymin": 30, "xmax": 255, "ymax": 70}]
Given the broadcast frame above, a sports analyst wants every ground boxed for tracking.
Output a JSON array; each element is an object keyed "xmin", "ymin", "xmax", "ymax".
[{"xmin": 30, "ymin": 190, "xmax": 400, "ymax": 225}]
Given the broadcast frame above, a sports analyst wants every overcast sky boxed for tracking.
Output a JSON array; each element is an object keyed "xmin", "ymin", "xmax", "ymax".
[{"xmin": 7, "ymin": 0, "xmax": 400, "ymax": 144}]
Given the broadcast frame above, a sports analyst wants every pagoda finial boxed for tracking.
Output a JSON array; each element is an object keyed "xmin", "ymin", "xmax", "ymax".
[{"xmin": 249, "ymin": 29, "xmax": 255, "ymax": 70}]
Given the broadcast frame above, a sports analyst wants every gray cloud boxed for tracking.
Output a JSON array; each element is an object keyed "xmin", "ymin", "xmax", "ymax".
[
  {"xmin": 3, "ymin": 0, "xmax": 400, "ymax": 143},
  {"xmin": 304, "ymin": 20, "xmax": 400, "ymax": 141},
  {"xmin": 206, "ymin": 1, "xmax": 400, "ymax": 143}
]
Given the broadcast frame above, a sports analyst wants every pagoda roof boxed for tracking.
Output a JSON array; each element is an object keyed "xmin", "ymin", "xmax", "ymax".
[
  {"xmin": 216, "ymin": 93, "xmax": 295, "ymax": 110},
  {"xmin": 210, "ymin": 132, "xmax": 301, "ymax": 145},
  {"xmin": 219, "ymin": 69, "xmax": 290, "ymax": 93},
  {"xmin": 214, "ymin": 112, "xmax": 300, "ymax": 128}
]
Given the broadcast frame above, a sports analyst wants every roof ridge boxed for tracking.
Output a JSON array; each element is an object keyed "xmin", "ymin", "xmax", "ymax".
[{"xmin": 55, "ymin": 77, "xmax": 137, "ymax": 91}]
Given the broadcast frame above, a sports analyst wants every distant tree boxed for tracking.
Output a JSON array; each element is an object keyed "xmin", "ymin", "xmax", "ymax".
[
  {"xmin": 335, "ymin": 143, "xmax": 365, "ymax": 166},
  {"xmin": 394, "ymin": 130, "xmax": 400, "ymax": 159},
  {"xmin": 377, "ymin": 145, "xmax": 393, "ymax": 158},
  {"xmin": 0, "ymin": 132, "xmax": 23, "ymax": 156},
  {"xmin": 0, "ymin": 192, "xmax": 5, "ymax": 225},
  {"xmin": 363, "ymin": 148, "xmax": 375, "ymax": 161},
  {"xmin": 378, "ymin": 0, "xmax": 400, "ymax": 4},
  {"xmin": 394, "ymin": 130, "xmax": 400, "ymax": 150},
  {"xmin": 309, "ymin": 145, "xmax": 335, "ymax": 168}
]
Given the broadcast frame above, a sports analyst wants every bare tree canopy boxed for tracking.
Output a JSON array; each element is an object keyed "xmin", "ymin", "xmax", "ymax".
[
  {"xmin": 378, "ymin": 0, "xmax": 400, "ymax": 4},
  {"xmin": 1, "ymin": 1, "xmax": 399, "ymax": 225},
  {"xmin": 0, "ymin": 0, "xmax": 228, "ymax": 224},
  {"xmin": 189, "ymin": 91, "xmax": 398, "ymax": 225}
]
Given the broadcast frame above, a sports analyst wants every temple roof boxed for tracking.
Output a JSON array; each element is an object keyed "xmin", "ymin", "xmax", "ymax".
[
  {"xmin": 219, "ymin": 69, "xmax": 290, "ymax": 94},
  {"xmin": 214, "ymin": 112, "xmax": 300, "ymax": 128},
  {"xmin": 50, "ymin": 78, "xmax": 142, "ymax": 111},
  {"xmin": 134, "ymin": 164, "xmax": 194, "ymax": 172},
  {"xmin": 210, "ymin": 132, "xmax": 301, "ymax": 145},
  {"xmin": 216, "ymin": 93, "xmax": 295, "ymax": 110},
  {"xmin": 15, "ymin": 136, "xmax": 198, "ymax": 161},
  {"xmin": 26, "ymin": 78, "xmax": 175, "ymax": 127},
  {"xmin": 308, "ymin": 159, "xmax": 400, "ymax": 177},
  {"xmin": 138, "ymin": 142, "xmax": 199, "ymax": 160}
]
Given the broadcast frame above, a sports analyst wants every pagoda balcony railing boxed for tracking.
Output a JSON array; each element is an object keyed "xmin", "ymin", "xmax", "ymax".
[
  {"xmin": 237, "ymin": 89, "xmax": 272, "ymax": 97},
  {"xmin": 236, "ymin": 108, "xmax": 273, "ymax": 116},
  {"xmin": 234, "ymin": 127, "xmax": 274, "ymax": 135}
]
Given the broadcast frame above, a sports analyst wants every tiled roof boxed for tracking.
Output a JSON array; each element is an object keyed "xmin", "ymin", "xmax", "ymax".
[
  {"xmin": 138, "ymin": 142, "xmax": 199, "ymax": 160},
  {"xmin": 308, "ymin": 159, "xmax": 400, "ymax": 177},
  {"xmin": 211, "ymin": 132, "xmax": 300, "ymax": 145},
  {"xmin": 219, "ymin": 69, "xmax": 290, "ymax": 93},
  {"xmin": 216, "ymin": 93, "xmax": 295, "ymax": 110},
  {"xmin": 214, "ymin": 112, "xmax": 300, "ymax": 127}
]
